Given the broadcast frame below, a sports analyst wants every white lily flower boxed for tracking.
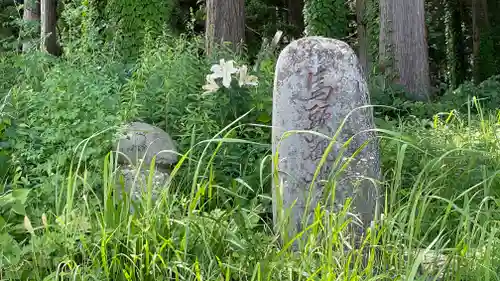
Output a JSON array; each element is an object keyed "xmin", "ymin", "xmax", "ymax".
[
  {"xmin": 209, "ymin": 59, "xmax": 238, "ymax": 88},
  {"xmin": 238, "ymin": 65, "xmax": 259, "ymax": 87},
  {"xmin": 210, "ymin": 61, "xmax": 223, "ymax": 78},
  {"xmin": 202, "ymin": 74, "xmax": 219, "ymax": 95}
]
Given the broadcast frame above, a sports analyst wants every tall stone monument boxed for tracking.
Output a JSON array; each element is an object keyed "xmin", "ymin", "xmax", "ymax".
[{"xmin": 272, "ymin": 36, "xmax": 381, "ymax": 246}]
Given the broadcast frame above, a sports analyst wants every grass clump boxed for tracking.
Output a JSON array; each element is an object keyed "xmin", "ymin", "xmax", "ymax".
[
  {"xmin": 0, "ymin": 32, "xmax": 500, "ymax": 281},
  {"xmin": 2, "ymin": 112, "xmax": 500, "ymax": 280}
]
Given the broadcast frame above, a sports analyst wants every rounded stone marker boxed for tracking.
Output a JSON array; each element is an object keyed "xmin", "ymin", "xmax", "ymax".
[
  {"xmin": 115, "ymin": 122, "xmax": 178, "ymax": 168},
  {"xmin": 272, "ymin": 36, "xmax": 382, "ymax": 245}
]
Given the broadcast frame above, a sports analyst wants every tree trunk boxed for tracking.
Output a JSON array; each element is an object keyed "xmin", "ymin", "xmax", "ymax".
[
  {"xmin": 286, "ymin": 0, "xmax": 304, "ymax": 38},
  {"xmin": 445, "ymin": 0, "xmax": 467, "ymax": 88},
  {"xmin": 379, "ymin": 0, "xmax": 431, "ymax": 101},
  {"xmin": 472, "ymin": 0, "xmax": 480, "ymax": 83},
  {"xmin": 487, "ymin": 0, "xmax": 500, "ymax": 75},
  {"xmin": 356, "ymin": 0, "xmax": 370, "ymax": 78},
  {"xmin": 40, "ymin": 0, "xmax": 59, "ymax": 55},
  {"xmin": 205, "ymin": 0, "xmax": 245, "ymax": 56},
  {"xmin": 22, "ymin": 0, "xmax": 40, "ymax": 52},
  {"xmin": 425, "ymin": 0, "xmax": 447, "ymax": 90},
  {"xmin": 472, "ymin": 0, "xmax": 491, "ymax": 84}
]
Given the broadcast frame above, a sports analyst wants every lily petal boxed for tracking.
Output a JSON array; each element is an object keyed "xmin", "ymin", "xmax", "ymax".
[
  {"xmin": 238, "ymin": 65, "xmax": 248, "ymax": 87},
  {"xmin": 225, "ymin": 60, "xmax": 239, "ymax": 74},
  {"xmin": 245, "ymin": 75, "xmax": 259, "ymax": 86},
  {"xmin": 202, "ymin": 74, "xmax": 220, "ymax": 94},
  {"xmin": 210, "ymin": 66, "xmax": 223, "ymax": 79},
  {"xmin": 222, "ymin": 60, "xmax": 238, "ymax": 88},
  {"xmin": 238, "ymin": 64, "xmax": 259, "ymax": 87},
  {"xmin": 202, "ymin": 84, "xmax": 219, "ymax": 95}
]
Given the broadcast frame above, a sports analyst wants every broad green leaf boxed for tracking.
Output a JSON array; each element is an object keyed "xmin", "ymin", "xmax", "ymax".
[
  {"xmin": 11, "ymin": 188, "xmax": 30, "ymax": 204},
  {"xmin": 0, "ymin": 232, "xmax": 21, "ymax": 266},
  {"xmin": 0, "ymin": 193, "xmax": 14, "ymax": 207},
  {"xmin": 11, "ymin": 201, "xmax": 26, "ymax": 215},
  {"xmin": 256, "ymin": 112, "xmax": 271, "ymax": 123}
]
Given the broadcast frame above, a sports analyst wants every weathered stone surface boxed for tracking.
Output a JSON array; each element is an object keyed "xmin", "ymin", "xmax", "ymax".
[
  {"xmin": 272, "ymin": 36, "xmax": 381, "ymax": 241},
  {"xmin": 115, "ymin": 164, "xmax": 169, "ymax": 202},
  {"xmin": 115, "ymin": 122, "xmax": 178, "ymax": 168}
]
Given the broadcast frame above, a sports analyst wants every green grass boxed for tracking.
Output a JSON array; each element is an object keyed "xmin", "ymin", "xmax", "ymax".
[
  {"xmin": 1, "ymin": 34, "xmax": 500, "ymax": 281},
  {"xmin": 2, "ymin": 106, "xmax": 500, "ymax": 280}
]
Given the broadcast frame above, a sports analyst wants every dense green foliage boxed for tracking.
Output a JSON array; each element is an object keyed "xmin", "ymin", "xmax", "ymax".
[
  {"xmin": 303, "ymin": 0, "xmax": 349, "ymax": 39},
  {"xmin": 0, "ymin": 0, "xmax": 499, "ymax": 280}
]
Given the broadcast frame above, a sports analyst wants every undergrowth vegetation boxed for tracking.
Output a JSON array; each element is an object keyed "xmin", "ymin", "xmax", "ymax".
[{"xmin": 1, "ymin": 18, "xmax": 500, "ymax": 281}]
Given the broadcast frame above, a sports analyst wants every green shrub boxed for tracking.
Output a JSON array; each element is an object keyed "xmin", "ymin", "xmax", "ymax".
[
  {"xmin": 303, "ymin": 0, "xmax": 350, "ymax": 39},
  {"xmin": 101, "ymin": 0, "xmax": 180, "ymax": 60},
  {"xmin": 1, "ymin": 34, "xmax": 275, "ymax": 210},
  {"xmin": 0, "ymin": 92, "xmax": 14, "ymax": 180},
  {"xmin": 0, "ymin": 3, "xmax": 23, "ymax": 53},
  {"xmin": 7, "ymin": 52, "xmax": 130, "ymax": 180},
  {"xmin": 58, "ymin": 0, "xmax": 181, "ymax": 60},
  {"xmin": 121, "ymin": 35, "xmax": 275, "ymax": 204},
  {"xmin": 371, "ymin": 74, "xmax": 500, "ymax": 121},
  {"xmin": 441, "ymin": 75, "xmax": 500, "ymax": 111}
]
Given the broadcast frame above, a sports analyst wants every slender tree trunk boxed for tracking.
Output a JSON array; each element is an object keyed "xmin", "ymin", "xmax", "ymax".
[
  {"xmin": 286, "ymin": 0, "xmax": 304, "ymax": 38},
  {"xmin": 472, "ymin": 0, "xmax": 480, "ymax": 83},
  {"xmin": 22, "ymin": 0, "xmax": 40, "ymax": 52},
  {"xmin": 356, "ymin": 0, "xmax": 370, "ymax": 78},
  {"xmin": 487, "ymin": 0, "xmax": 500, "ymax": 75},
  {"xmin": 379, "ymin": 0, "xmax": 431, "ymax": 101},
  {"xmin": 205, "ymin": 0, "xmax": 245, "ymax": 56},
  {"xmin": 40, "ymin": 0, "xmax": 59, "ymax": 55},
  {"xmin": 472, "ymin": 0, "xmax": 491, "ymax": 83},
  {"xmin": 425, "ymin": 0, "xmax": 447, "ymax": 90},
  {"xmin": 445, "ymin": 0, "xmax": 467, "ymax": 88},
  {"xmin": 480, "ymin": 0, "xmax": 490, "ymax": 27}
]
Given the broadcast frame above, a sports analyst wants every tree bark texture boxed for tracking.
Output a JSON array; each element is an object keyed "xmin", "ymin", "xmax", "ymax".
[
  {"xmin": 40, "ymin": 0, "xmax": 59, "ymax": 55},
  {"xmin": 379, "ymin": 0, "xmax": 431, "ymax": 101},
  {"xmin": 286, "ymin": 0, "xmax": 304, "ymax": 38},
  {"xmin": 356, "ymin": 0, "xmax": 370, "ymax": 78},
  {"xmin": 22, "ymin": 0, "xmax": 40, "ymax": 52},
  {"xmin": 472, "ymin": 0, "xmax": 491, "ymax": 83},
  {"xmin": 445, "ymin": 0, "xmax": 467, "ymax": 88},
  {"xmin": 205, "ymin": 0, "xmax": 245, "ymax": 55}
]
